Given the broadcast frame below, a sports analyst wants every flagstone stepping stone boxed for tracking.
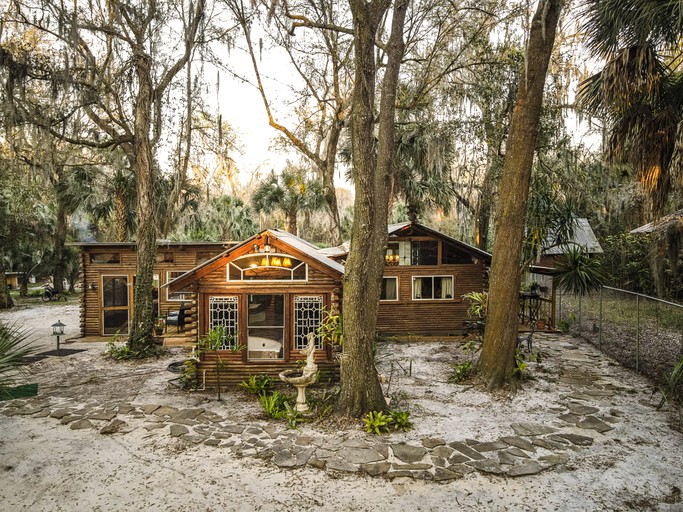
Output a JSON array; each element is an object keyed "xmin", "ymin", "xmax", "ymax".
[
  {"xmin": 117, "ymin": 404, "xmax": 136, "ymax": 414},
  {"xmin": 577, "ymin": 416, "xmax": 614, "ymax": 433},
  {"xmin": 498, "ymin": 450, "xmax": 519, "ymax": 465},
  {"xmin": 508, "ymin": 461, "xmax": 544, "ymax": 476},
  {"xmin": 558, "ymin": 413, "xmax": 581, "ymax": 424},
  {"xmin": 295, "ymin": 436, "xmax": 316, "ymax": 446},
  {"xmin": 142, "ymin": 405, "xmax": 161, "ymax": 414},
  {"xmin": 391, "ymin": 463, "xmax": 432, "ymax": 471},
  {"xmin": 432, "ymin": 445, "xmax": 454, "ymax": 459},
  {"xmin": 324, "ymin": 457, "xmax": 359, "ymax": 473},
  {"xmin": 204, "ymin": 438, "xmax": 221, "ymax": 446},
  {"xmin": 432, "ymin": 456, "xmax": 447, "ymax": 467},
  {"xmin": 532, "ymin": 438, "xmax": 566, "ymax": 450},
  {"xmin": 32, "ymin": 409, "xmax": 51, "ymax": 418},
  {"xmin": 144, "ymin": 423, "xmax": 166, "ymax": 431},
  {"xmin": 170, "ymin": 424, "xmax": 189, "ymax": 437},
  {"xmin": 152, "ymin": 406, "xmax": 178, "ymax": 417},
  {"xmin": 567, "ymin": 404, "xmax": 599, "ymax": 415},
  {"xmin": 505, "ymin": 447, "xmax": 530, "ymax": 458},
  {"xmin": 539, "ymin": 453, "xmax": 569, "ymax": 467},
  {"xmin": 314, "ymin": 448, "xmax": 338, "ymax": 459},
  {"xmin": 224, "ymin": 425, "xmax": 245, "ymax": 434},
  {"xmin": 422, "ymin": 437, "xmax": 446, "ymax": 449},
  {"xmin": 50, "ymin": 409, "xmax": 72, "ymax": 419},
  {"xmin": 197, "ymin": 411, "xmax": 223, "ymax": 423},
  {"xmin": 501, "ymin": 436, "xmax": 536, "ymax": 452},
  {"xmin": 308, "ymin": 457, "xmax": 326, "ymax": 469},
  {"xmin": 171, "ymin": 408, "xmax": 204, "ymax": 421},
  {"xmin": 391, "ymin": 444, "xmax": 428, "ymax": 464},
  {"xmin": 70, "ymin": 418, "xmax": 94, "ymax": 430},
  {"xmin": 449, "ymin": 442, "xmax": 485, "ymax": 460},
  {"xmin": 100, "ymin": 419, "xmax": 126, "ymax": 434},
  {"xmin": 556, "ymin": 433, "xmax": 593, "ymax": 446},
  {"xmin": 388, "ymin": 470, "xmax": 432, "ymax": 480},
  {"xmin": 448, "ymin": 453, "xmax": 471, "ymax": 465},
  {"xmin": 181, "ymin": 434, "xmax": 208, "ymax": 444},
  {"xmin": 61, "ymin": 415, "xmax": 83, "ymax": 425},
  {"xmin": 472, "ymin": 440, "xmax": 508, "ymax": 452},
  {"xmin": 466, "ymin": 459, "xmax": 506, "ymax": 474},
  {"xmin": 339, "ymin": 447, "xmax": 386, "ymax": 464},
  {"xmin": 510, "ymin": 423, "xmax": 557, "ymax": 436},
  {"xmin": 434, "ymin": 467, "xmax": 462, "ymax": 482},
  {"xmin": 88, "ymin": 410, "xmax": 118, "ymax": 421}
]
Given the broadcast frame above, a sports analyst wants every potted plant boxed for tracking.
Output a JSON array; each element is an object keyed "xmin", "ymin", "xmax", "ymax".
[{"xmin": 154, "ymin": 317, "xmax": 165, "ymax": 336}]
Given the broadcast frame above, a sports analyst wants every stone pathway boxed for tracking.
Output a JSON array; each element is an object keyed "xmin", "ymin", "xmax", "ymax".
[{"xmin": 1, "ymin": 334, "xmax": 631, "ymax": 481}]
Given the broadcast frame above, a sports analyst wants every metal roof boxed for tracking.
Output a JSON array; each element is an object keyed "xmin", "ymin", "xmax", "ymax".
[
  {"xmin": 543, "ymin": 218, "xmax": 603, "ymax": 255},
  {"xmin": 630, "ymin": 209, "xmax": 683, "ymax": 234}
]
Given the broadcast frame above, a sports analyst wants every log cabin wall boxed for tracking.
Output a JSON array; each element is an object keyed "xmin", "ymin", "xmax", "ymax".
[
  {"xmin": 78, "ymin": 243, "xmax": 227, "ymax": 338},
  {"xmin": 377, "ymin": 262, "xmax": 488, "ymax": 335}
]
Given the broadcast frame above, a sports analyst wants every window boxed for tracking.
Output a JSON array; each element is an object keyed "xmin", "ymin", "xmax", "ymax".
[
  {"xmin": 294, "ymin": 296, "xmax": 324, "ymax": 349},
  {"xmin": 90, "ymin": 252, "xmax": 120, "ymax": 264},
  {"xmin": 227, "ymin": 254, "xmax": 307, "ymax": 281},
  {"xmin": 247, "ymin": 294, "xmax": 284, "ymax": 360},
  {"xmin": 156, "ymin": 252, "xmax": 174, "ymax": 263},
  {"xmin": 386, "ymin": 242, "xmax": 411, "ymax": 266},
  {"xmin": 442, "ymin": 242, "xmax": 472, "ymax": 264},
  {"xmin": 411, "ymin": 241, "xmax": 438, "ymax": 265},
  {"xmin": 380, "ymin": 277, "xmax": 398, "ymax": 301},
  {"xmin": 102, "ymin": 275, "xmax": 129, "ymax": 335},
  {"xmin": 412, "ymin": 276, "xmax": 453, "ymax": 300},
  {"xmin": 166, "ymin": 271, "xmax": 192, "ymax": 301},
  {"xmin": 208, "ymin": 296, "xmax": 239, "ymax": 349}
]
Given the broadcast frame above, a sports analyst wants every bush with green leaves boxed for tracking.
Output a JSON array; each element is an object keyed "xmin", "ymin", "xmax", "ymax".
[
  {"xmin": 259, "ymin": 391, "xmax": 289, "ymax": 419},
  {"xmin": 0, "ymin": 322, "xmax": 37, "ymax": 398},
  {"xmin": 240, "ymin": 374, "xmax": 273, "ymax": 396},
  {"xmin": 449, "ymin": 360, "xmax": 474, "ymax": 383},
  {"xmin": 363, "ymin": 410, "xmax": 413, "ymax": 435},
  {"xmin": 554, "ymin": 246, "xmax": 607, "ymax": 296}
]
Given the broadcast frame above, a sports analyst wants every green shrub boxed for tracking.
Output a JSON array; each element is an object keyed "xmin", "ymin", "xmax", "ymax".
[
  {"xmin": 389, "ymin": 410, "xmax": 413, "ymax": 432},
  {"xmin": 363, "ymin": 410, "xmax": 392, "ymax": 435},
  {"xmin": 240, "ymin": 374, "xmax": 273, "ymax": 396},
  {"xmin": 259, "ymin": 391, "xmax": 289, "ymax": 419},
  {"xmin": 449, "ymin": 360, "xmax": 474, "ymax": 383}
]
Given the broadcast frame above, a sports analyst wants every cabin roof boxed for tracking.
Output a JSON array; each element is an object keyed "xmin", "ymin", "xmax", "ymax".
[
  {"xmin": 165, "ymin": 229, "xmax": 344, "ymax": 291},
  {"xmin": 69, "ymin": 240, "xmax": 235, "ymax": 249},
  {"xmin": 630, "ymin": 209, "xmax": 683, "ymax": 234},
  {"xmin": 387, "ymin": 222, "xmax": 492, "ymax": 261},
  {"xmin": 542, "ymin": 218, "xmax": 603, "ymax": 255}
]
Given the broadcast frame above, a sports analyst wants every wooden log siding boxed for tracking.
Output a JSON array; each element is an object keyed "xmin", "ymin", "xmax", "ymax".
[
  {"xmin": 377, "ymin": 263, "xmax": 487, "ymax": 335},
  {"xmin": 199, "ymin": 351, "xmax": 340, "ymax": 387},
  {"xmin": 80, "ymin": 245, "xmax": 224, "ymax": 338}
]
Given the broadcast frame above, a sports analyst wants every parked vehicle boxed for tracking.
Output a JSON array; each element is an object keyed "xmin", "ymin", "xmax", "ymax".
[{"xmin": 42, "ymin": 284, "xmax": 67, "ymax": 302}]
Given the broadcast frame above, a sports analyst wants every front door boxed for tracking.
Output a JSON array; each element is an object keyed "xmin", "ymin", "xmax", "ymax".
[{"xmin": 247, "ymin": 294, "xmax": 284, "ymax": 360}]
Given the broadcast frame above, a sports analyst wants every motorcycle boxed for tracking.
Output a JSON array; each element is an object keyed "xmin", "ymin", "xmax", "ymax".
[{"xmin": 42, "ymin": 284, "xmax": 67, "ymax": 302}]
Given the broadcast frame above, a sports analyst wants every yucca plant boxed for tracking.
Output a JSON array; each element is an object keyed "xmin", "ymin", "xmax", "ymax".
[
  {"xmin": 0, "ymin": 322, "xmax": 37, "ymax": 398},
  {"xmin": 554, "ymin": 246, "xmax": 607, "ymax": 295}
]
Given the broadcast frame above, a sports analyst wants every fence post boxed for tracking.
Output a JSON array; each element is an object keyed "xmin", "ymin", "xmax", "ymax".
[
  {"xmin": 636, "ymin": 293, "xmax": 640, "ymax": 373},
  {"xmin": 599, "ymin": 286, "xmax": 603, "ymax": 349}
]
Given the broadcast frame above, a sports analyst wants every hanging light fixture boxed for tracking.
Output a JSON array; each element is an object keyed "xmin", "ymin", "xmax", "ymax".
[
  {"xmin": 260, "ymin": 256, "xmax": 268, "ymax": 266},
  {"xmin": 282, "ymin": 257, "xmax": 292, "ymax": 268}
]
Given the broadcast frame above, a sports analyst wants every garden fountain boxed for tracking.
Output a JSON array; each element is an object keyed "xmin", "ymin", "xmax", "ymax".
[{"xmin": 279, "ymin": 333, "xmax": 318, "ymax": 412}]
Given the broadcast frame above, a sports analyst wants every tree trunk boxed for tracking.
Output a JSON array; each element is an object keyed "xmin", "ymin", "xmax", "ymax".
[
  {"xmin": 114, "ymin": 191, "xmax": 128, "ymax": 242},
  {"xmin": 128, "ymin": 51, "xmax": 158, "ymax": 351},
  {"xmin": 53, "ymin": 172, "xmax": 68, "ymax": 294},
  {"xmin": 323, "ymin": 116, "xmax": 344, "ymax": 245},
  {"xmin": 480, "ymin": 0, "xmax": 562, "ymax": 389},
  {"xmin": 0, "ymin": 260, "xmax": 13, "ymax": 309},
  {"xmin": 287, "ymin": 207, "xmax": 298, "ymax": 235},
  {"xmin": 337, "ymin": 0, "xmax": 407, "ymax": 417}
]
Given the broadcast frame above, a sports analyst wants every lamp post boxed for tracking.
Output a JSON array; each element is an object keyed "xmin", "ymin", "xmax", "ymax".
[{"xmin": 51, "ymin": 320, "xmax": 66, "ymax": 356}]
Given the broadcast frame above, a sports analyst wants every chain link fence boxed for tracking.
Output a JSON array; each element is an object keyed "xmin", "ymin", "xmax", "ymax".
[{"xmin": 557, "ymin": 286, "xmax": 683, "ymax": 386}]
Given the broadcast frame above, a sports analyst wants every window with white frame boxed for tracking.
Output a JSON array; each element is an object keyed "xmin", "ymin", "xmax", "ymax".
[
  {"xmin": 208, "ymin": 296, "xmax": 239, "ymax": 349},
  {"xmin": 227, "ymin": 254, "xmax": 307, "ymax": 281},
  {"xmin": 294, "ymin": 296, "xmax": 323, "ymax": 349},
  {"xmin": 380, "ymin": 277, "xmax": 398, "ymax": 301},
  {"xmin": 412, "ymin": 276, "xmax": 454, "ymax": 300},
  {"xmin": 166, "ymin": 271, "xmax": 192, "ymax": 301}
]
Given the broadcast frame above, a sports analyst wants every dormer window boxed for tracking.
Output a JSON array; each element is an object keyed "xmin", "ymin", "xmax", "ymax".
[{"xmin": 227, "ymin": 254, "xmax": 307, "ymax": 281}]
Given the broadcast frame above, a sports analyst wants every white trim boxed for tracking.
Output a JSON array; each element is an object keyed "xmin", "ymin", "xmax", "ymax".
[
  {"xmin": 226, "ymin": 253, "xmax": 308, "ymax": 282},
  {"xmin": 411, "ymin": 275, "xmax": 455, "ymax": 301},
  {"xmin": 166, "ymin": 270, "xmax": 192, "ymax": 302},
  {"xmin": 380, "ymin": 276, "xmax": 399, "ymax": 301}
]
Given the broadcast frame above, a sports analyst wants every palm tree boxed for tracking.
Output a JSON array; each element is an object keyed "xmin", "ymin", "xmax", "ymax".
[
  {"xmin": 393, "ymin": 123, "xmax": 456, "ymax": 222},
  {"xmin": 579, "ymin": 0, "xmax": 683, "ymax": 215},
  {"xmin": 252, "ymin": 163, "xmax": 325, "ymax": 236},
  {"xmin": 0, "ymin": 322, "xmax": 37, "ymax": 398}
]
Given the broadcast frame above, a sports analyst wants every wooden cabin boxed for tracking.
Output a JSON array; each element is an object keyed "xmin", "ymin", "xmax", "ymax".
[
  {"xmin": 321, "ymin": 222, "xmax": 492, "ymax": 336},
  {"xmin": 73, "ymin": 241, "xmax": 231, "ymax": 340},
  {"xmin": 166, "ymin": 229, "xmax": 343, "ymax": 386}
]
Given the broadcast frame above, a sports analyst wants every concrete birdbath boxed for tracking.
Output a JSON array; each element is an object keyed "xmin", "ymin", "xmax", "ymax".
[{"xmin": 279, "ymin": 333, "xmax": 318, "ymax": 413}]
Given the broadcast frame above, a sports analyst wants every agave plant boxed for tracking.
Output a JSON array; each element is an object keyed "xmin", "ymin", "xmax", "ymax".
[
  {"xmin": 0, "ymin": 322, "xmax": 37, "ymax": 397},
  {"xmin": 553, "ymin": 246, "xmax": 607, "ymax": 296}
]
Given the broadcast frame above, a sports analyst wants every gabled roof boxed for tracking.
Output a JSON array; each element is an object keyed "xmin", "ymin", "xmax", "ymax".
[
  {"xmin": 630, "ymin": 209, "xmax": 683, "ymax": 234},
  {"xmin": 166, "ymin": 229, "xmax": 344, "ymax": 292},
  {"xmin": 543, "ymin": 218, "xmax": 603, "ymax": 255},
  {"xmin": 320, "ymin": 222, "xmax": 492, "ymax": 262},
  {"xmin": 68, "ymin": 240, "xmax": 235, "ymax": 249},
  {"xmin": 387, "ymin": 222, "xmax": 492, "ymax": 261}
]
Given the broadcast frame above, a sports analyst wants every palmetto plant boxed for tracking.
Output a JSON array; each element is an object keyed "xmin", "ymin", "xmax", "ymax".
[
  {"xmin": 0, "ymin": 322, "xmax": 37, "ymax": 398},
  {"xmin": 553, "ymin": 246, "xmax": 607, "ymax": 296},
  {"xmin": 579, "ymin": 0, "xmax": 683, "ymax": 213}
]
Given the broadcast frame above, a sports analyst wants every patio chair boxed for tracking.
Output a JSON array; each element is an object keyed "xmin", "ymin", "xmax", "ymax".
[{"xmin": 166, "ymin": 304, "xmax": 188, "ymax": 333}]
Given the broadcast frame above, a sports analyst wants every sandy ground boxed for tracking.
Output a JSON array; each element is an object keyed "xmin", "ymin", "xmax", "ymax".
[{"xmin": 1, "ymin": 303, "xmax": 682, "ymax": 511}]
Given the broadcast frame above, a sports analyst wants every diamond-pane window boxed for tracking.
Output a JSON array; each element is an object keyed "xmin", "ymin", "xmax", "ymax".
[
  {"xmin": 294, "ymin": 296, "xmax": 323, "ymax": 349},
  {"xmin": 208, "ymin": 296, "xmax": 239, "ymax": 349}
]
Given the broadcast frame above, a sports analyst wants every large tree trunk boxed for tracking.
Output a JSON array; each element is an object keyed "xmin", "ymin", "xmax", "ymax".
[
  {"xmin": 337, "ymin": 0, "xmax": 407, "ymax": 417},
  {"xmin": 287, "ymin": 207, "xmax": 298, "ymax": 235},
  {"xmin": 480, "ymin": 0, "xmax": 562, "ymax": 389},
  {"xmin": 128, "ymin": 51, "xmax": 158, "ymax": 350},
  {"xmin": 322, "ymin": 115, "xmax": 344, "ymax": 245}
]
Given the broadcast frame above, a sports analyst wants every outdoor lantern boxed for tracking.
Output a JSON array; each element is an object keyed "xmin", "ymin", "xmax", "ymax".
[
  {"xmin": 51, "ymin": 320, "xmax": 66, "ymax": 356},
  {"xmin": 51, "ymin": 320, "xmax": 65, "ymax": 336},
  {"xmin": 260, "ymin": 256, "xmax": 268, "ymax": 266},
  {"xmin": 282, "ymin": 257, "xmax": 292, "ymax": 268}
]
